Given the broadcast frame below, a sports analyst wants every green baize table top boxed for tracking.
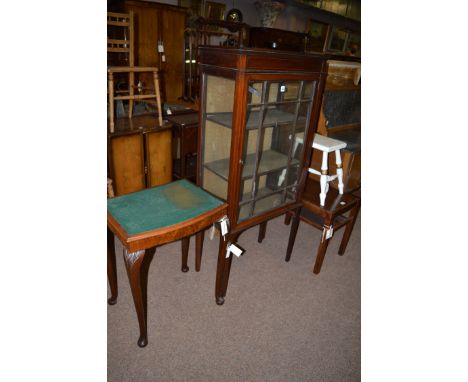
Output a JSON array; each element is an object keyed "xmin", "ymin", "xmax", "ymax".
[{"xmin": 107, "ymin": 180, "xmax": 224, "ymax": 236}]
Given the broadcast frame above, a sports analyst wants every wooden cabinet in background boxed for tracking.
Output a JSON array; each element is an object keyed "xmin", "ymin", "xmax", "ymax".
[
  {"xmin": 108, "ymin": 115, "xmax": 173, "ymax": 196},
  {"xmin": 123, "ymin": 0, "xmax": 186, "ymax": 103}
]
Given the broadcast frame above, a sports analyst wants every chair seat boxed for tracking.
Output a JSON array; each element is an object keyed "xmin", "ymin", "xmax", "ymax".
[{"xmin": 312, "ymin": 133, "xmax": 347, "ymax": 152}]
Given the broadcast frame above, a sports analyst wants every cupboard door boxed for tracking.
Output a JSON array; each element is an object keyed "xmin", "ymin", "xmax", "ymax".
[
  {"xmin": 146, "ymin": 129, "xmax": 173, "ymax": 187},
  {"xmin": 110, "ymin": 134, "xmax": 145, "ymax": 196},
  {"xmin": 161, "ymin": 8, "xmax": 185, "ymax": 103},
  {"xmin": 125, "ymin": 1, "xmax": 186, "ymax": 104}
]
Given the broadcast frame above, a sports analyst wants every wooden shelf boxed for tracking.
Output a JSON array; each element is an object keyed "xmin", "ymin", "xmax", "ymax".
[
  {"xmin": 206, "ymin": 109, "xmax": 306, "ymax": 130},
  {"xmin": 204, "ymin": 149, "xmax": 299, "ymax": 181}
]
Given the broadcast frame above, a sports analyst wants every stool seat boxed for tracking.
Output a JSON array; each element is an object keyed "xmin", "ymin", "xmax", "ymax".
[
  {"xmin": 309, "ymin": 133, "xmax": 347, "ymax": 206},
  {"xmin": 312, "ymin": 134, "xmax": 347, "ymax": 152}
]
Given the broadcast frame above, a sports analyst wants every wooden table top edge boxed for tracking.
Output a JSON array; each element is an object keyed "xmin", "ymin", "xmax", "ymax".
[{"xmin": 108, "ymin": 203, "xmax": 228, "ymax": 252}]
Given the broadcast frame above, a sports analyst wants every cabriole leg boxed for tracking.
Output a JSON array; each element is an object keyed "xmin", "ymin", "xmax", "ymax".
[
  {"xmin": 107, "ymin": 227, "xmax": 118, "ymax": 305},
  {"xmin": 123, "ymin": 247, "xmax": 156, "ymax": 348}
]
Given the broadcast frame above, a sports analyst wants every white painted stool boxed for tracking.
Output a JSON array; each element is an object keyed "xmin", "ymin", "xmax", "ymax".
[{"xmin": 308, "ymin": 134, "xmax": 347, "ymax": 206}]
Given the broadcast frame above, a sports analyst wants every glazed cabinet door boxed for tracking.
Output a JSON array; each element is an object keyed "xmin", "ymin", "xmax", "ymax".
[
  {"xmin": 199, "ymin": 73, "xmax": 318, "ymax": 224},
  {"xmin": 237, "ymin": 78, "xmax": 317, "ymax": 222}
]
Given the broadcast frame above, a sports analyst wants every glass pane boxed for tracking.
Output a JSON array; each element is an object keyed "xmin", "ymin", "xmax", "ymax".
[
  {"xmin": 201, "ymin": 74, "xmax": 235, "ymax": 201},
  {"xmin": 305, "ymin": 20, "xmax": 328, "ymax": 52},
  {"xmin": 302, "ymin": 81, "xmax": 315, "ymax": 100},
  {"xmin": 346, "ymin": 33, "xmax": 361, "ymax": 57},
  {"xmin": 321, "ymin": 0, "xmax": 348, "ymax": 16},
  {"xmin": 248, "ymin": 82, "xmax": 264, "ymax": 105},
  {"xmin": 328, "ymin": 27, "xmax": 348, "ymax": 52},
  {"xmin": 269, "ymin": 81, "xmax": 300, "ymax": 102},
  {"xmin": 346, "ymin": 0, "xmax": 361, "ymax": 21}
]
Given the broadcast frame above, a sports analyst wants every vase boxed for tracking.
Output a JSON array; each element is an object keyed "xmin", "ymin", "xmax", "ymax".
[{"xmin": 254, "ymin": 0, "xmax": 286, "ymax": 28}]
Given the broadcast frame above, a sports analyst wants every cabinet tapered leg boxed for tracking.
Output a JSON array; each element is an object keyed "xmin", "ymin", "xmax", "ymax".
[
  {"xmin": 107, "ymin": 228, "xmax": 118, "ymax": 305},
  {"xmin": 338, "ymin": 201, "xmax": 360, "ymax": 255},
  {"xmin": 215, "ymin": 232, "xmax": 241, "ymax": 306},
  {"xmin": 285, "ymin": 208, "xmax": 301, "ymax": 262},
  {"xmin": 181, "ymin": 237, "xmax": 190, "ymax": 272},
  {"xmin": 123, "ymin": 247, "xmax": 155, "ymax": 348},
  {"xmin": 195, "ymin": 230, "xmax": 204, "ymax": 272}
]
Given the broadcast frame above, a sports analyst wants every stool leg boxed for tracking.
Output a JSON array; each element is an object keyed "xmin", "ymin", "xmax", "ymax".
[
  {"xmin": 107, "ymin": 227, "xmax": 118, "ymax": 305},
  {"xmin": 338, "ymin": 200, "xmax": 361, "ymax": 255},
  {"xmin": 181, "ymin": 237, "xmax": 190, "ymax": 272},
  {"xmin": 335, "ymin": 149, "xmax": 344, "ymax": 194},
  {"xmin": 313, "ymin": 217, "xmax": 333, "ymax": 274},
  {"xmin": 195, "ymin": 230, "xmax": 204, "ymax": 272},
  {"xmin": 258, "ymin": 221, "xmax": 267, "ymax": 243},
  {"xmin": 285, "ymin": 208, "xmax": 301, "ymax": 262},
  {"xmin": 123, "ymin": 247, "xmax": 156, "ymax": 347},
  {"xmin": 320, "ymin": 152, "xmax": 329, "ymax": 206}
]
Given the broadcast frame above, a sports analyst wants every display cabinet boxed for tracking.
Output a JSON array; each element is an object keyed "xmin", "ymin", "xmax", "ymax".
[{"xmin": 197, "ymin": 47, "xmax": 326, "ymax": 304}]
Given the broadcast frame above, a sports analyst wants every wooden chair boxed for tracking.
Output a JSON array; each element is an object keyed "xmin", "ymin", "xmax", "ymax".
[
  {"xmin": 285, "ymin": 175, "xmax": 360, "ymax": 274},
  {"xmin": 107, "ymin": 11, "xmax": 163, "ymax": 133}
]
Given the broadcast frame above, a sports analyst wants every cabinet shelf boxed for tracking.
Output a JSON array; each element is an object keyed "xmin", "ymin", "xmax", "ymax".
[
  {"xmin": 206, "ymin": 109, "xmax": 306, "ymax": 130},
  {"xmin": 204, "ymin": 149, "xmax": 299, "ymax": 181},
  {"xmin": 238, "ymin": 186, "xmax": 294, "ymax": 221}
]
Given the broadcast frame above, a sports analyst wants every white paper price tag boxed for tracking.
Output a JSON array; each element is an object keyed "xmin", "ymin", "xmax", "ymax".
[
  {"xmin": 220, "ymin": 220, "xmax": 228, "ymax": 236},
  {"xmin": 226, "ymin": 243, "xmax": 244, "ymax": 258}
]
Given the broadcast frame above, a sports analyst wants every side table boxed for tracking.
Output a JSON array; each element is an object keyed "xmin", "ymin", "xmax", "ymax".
[{"xmin": 107, "ymin": 179, "xmax": 227, "ymax": 347}]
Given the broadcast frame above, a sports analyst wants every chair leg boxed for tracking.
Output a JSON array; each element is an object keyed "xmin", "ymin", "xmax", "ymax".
[
  {"xmin": 153, "ymin": 71, "xmax": 163, "ymax": 126},
  {"xmin": 258, "ymin": 221, "xmax": 267, "ymax": 243},
  {"xmin": 129, "ymin": 71, "xmax": 134, "ymax": 119},
  {"xmin": 338, "ymin": 200, "xmax": 361, "ymax": 255},
  {"xmin": 108, "ymin": 71, "xmax": 115, "ymax": 133},
  {"xmin": 181, "ymin": 236, "xmax": 190, "ymax": 272},
  {"xmin": 195, "ymin": 230, "xmax": 204, "ymax": 272},
  {"xmin": 285, "ymin": 208, "xmax": 301, "ymax": 262},
  {"xmin": 107, "ymin": 227, "xmax": 118, "ymax": 305},
  {"xmin": 284, "ymin": 212, "xmax": 292, "ymax": 226},
  {"xmin": 313, "ymin": 217, "xmax": 333, "ymax": 274}
]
